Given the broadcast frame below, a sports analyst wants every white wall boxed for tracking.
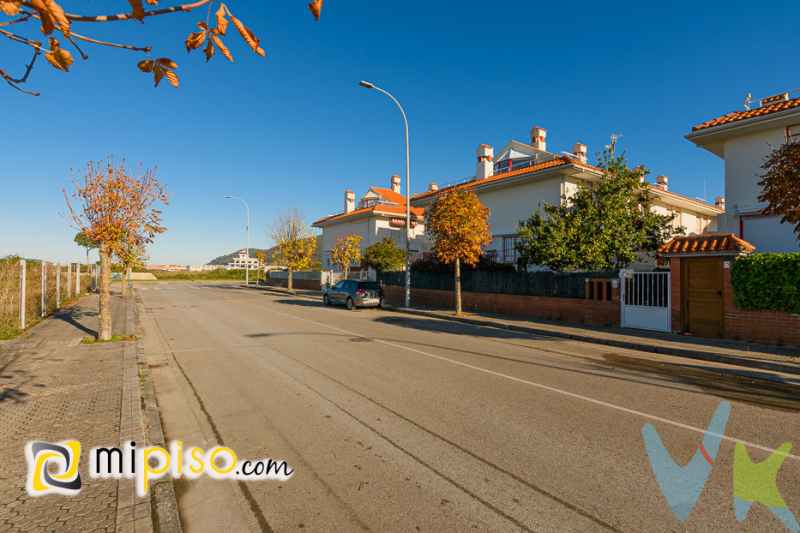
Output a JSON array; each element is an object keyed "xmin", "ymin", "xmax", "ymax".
[
  {"xmin": 720, "ymin": 127, "xmax": 799, "ymax": 251},
  {"xmin": 477, "ymin": 177, "xmax": 563, "ymax": 238}
]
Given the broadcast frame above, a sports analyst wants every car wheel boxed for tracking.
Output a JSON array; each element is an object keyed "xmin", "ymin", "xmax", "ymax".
[
  {"xmin": 323, "ymin": 294, "xmax": 331, "ymax": 306},
  {"xmin": 346, "ymin": 297, "xmax": 354, "ymax": 310}
]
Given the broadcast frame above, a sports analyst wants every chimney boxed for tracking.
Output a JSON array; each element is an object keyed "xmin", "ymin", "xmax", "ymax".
[
  {"xmin": 428, "ymin": 182, "xmax": 438, "ymax": 191},
  {"xmin": 632, "ymin": 165, "xmax": 645, "ymax": 184},
  {"xmin": 390, "ymin": 174, "xmax": 401, "ymax": 194},
  {"xmin": 655, "ymin": 175, "xmax": 668, "ymax": 191},
  {"xmin": 571, "ymin": 143, "xmax": 587, "ymax": 163},
  {"xmin": 530, "ymin": 126, "xmax": 547, "ymax": 151},
  {"xmin": 715, "ymin": 196, "xmax": 725, "ymax": 209},
  {"xmin": 344, "ymin": 190, "xmax": 355, "ymax": 214},
  {"xmin": 475, "ymin": 143, "xmax": 493, "ymax": 181}
]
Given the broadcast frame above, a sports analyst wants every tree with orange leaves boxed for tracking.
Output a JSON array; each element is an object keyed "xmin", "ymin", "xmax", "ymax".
[
  {"xmin": 116, "ymin": 240, "xmax": 149, "ymax": 298},
  {"xmin": 0, "ymin": 1, "xmax": 323, "ymax": 95},
  {"xmin": 62, "ymin": 158, "xmax": 171, "ymax": 339},
  {"xmin": 425, "ymin": 189, "xmax": 492, "ymax": 315}
]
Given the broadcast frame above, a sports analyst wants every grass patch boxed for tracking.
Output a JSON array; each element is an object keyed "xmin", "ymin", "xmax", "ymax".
[{"xmin": 83, "ymin": 333, "xmax": 137, "ymax": 344}]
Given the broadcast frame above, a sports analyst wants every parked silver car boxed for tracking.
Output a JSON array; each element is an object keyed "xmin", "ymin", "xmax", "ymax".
[{"xmin": 323, "ymin": 280, "xmax": 385, "ymax": 310}]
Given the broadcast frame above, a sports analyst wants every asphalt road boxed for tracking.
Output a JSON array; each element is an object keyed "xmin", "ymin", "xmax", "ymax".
[{"xmin": 135, "ymin": 282, "xmax": 800, "ymax": 533}]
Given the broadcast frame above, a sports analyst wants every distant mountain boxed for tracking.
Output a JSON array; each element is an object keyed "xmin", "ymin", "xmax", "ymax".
[{"xmin": 208, "ymin": 236, "xmax": 322, "ymax": 266}]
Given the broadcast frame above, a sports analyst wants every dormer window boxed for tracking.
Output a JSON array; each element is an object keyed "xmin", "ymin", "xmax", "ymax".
[{"xmin": 494, "ymin": 157, "xmax": 535, "ymax": 175}]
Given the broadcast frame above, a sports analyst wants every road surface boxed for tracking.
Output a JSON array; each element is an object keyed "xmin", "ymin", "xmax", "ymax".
[{"xmin": 135, "ymin": 282, "xmax": 800, "ymax": 532}]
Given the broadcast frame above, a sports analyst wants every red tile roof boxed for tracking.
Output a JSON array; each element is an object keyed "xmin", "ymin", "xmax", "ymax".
[
  {"xmin": 692, "ymin": 97, "xmax": 800, "ymax": 132},
  {"xmin": 313, "ymin": 203, "xmax": 423, "ymax": 226},
  {"xmin": 648, "ymin": 185, "xmax": 724, "ymax": 212},
  {"xmin": 657, "ymin": 234, "xmax": 755, "ymax": 254},
  {"xmin": 412, "ymin": 156, "xmax": 600, "ymax": 201},
  {"xmin": 370, "ymin": 187, "xmax": 407, "ymax": 206}
]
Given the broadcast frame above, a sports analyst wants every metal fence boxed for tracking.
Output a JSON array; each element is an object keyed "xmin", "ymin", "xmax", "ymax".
[
  {"xmin": 376, "ymin": 269, "xmax": 618, "ymax": 299},
  {"xmin": 0, "ymin": 257, "xmax": 97, "ymax": 337}
]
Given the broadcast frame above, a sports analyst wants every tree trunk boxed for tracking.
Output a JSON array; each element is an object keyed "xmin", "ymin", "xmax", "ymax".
[
  {"xmin": 98, "ymin": 245, "xmax": 112, "ymax": 340},
  {"xmin": 121, "ymin": 265, "xmax": 129, "ymax": 298},
  {"xmin": 288, "ymin": 269, "xmax": 293, "ymax": 291},
  {"xmin": 455, "ymin": 256, "xmax": 461, "ymax": 316}
]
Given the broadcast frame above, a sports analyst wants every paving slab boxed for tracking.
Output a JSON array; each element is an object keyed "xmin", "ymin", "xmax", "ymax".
[{"xmin": 0, "ymin": 288, "xmax": 179, "ymax": 532}]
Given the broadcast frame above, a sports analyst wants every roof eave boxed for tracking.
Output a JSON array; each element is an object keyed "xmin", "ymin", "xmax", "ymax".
[{"xmin": 686, "ymin": 106, "xmax": 800, "ymax": 145}]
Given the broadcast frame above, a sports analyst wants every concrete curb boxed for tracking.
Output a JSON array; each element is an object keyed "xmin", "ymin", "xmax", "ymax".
[
  {"xmin": 389, "ymin": 307, "xmax": 800, "ymax": 377},
  {"xmin": 243, "ymin": 284, "xmax": 800, "ymax": 377},
  {"xmin": 131, "ymin": 292, "xmax": 183, "ymax": 533}
]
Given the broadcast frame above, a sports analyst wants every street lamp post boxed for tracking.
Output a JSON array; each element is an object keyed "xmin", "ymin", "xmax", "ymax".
[
  {"xmin": 225, "ymin": 196, "xmax": 250, "ymax": 286},
  {"xmin": 359, "ymin": 80, "xmax": 411, "ymax": 308}
]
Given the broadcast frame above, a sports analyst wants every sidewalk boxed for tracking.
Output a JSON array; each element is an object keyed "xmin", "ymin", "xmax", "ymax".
[
  {"xmin": 0, "ymin": 289, "xmax": 178, "ymax": 533},
  {"xmin": 245, "ymin": 284, "xmax": 800, "ymax": 377}
]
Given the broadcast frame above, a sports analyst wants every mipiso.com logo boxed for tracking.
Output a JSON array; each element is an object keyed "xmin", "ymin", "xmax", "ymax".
[
  {"xmin": 26, "ymin": 440, "xmax": 292, "ymax": 497},
  {"xmin": 25, "ymin": 441, "xmax": 83, "ymax": 496}
]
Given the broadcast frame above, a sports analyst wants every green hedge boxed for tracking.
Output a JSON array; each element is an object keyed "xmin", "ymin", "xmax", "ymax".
[{"xmin": 730, "ymin": 253, "xmax": 800, "ymax": 314}]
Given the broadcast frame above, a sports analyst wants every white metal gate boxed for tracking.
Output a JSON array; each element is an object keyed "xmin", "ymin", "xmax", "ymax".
[{"xmin": 620, "ymin": 271, "xmax": 671, "ymax": 332}]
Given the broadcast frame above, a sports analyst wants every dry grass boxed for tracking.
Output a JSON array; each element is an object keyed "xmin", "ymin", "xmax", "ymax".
[{"xmin": 0, "ymin": 257, "xmax": 93, "ymax": 339}]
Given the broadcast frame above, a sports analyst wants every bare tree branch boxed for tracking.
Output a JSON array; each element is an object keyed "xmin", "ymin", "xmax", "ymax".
[
  {"xmin": 37, "ymin": 0, "xmax": 216, "ymax": 23},
  {"xmin": 70, "ymin": 30, "xmax": 152, "ymax": 53}
]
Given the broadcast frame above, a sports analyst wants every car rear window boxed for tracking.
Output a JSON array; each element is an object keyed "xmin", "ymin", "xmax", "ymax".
[{"xmin": 359, "ymin": 282, "xmax": 382, "ymax": 290}]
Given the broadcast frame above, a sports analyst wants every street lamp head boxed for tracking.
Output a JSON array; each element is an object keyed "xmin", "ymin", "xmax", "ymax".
[{"xmin": 358, "ymin": 80, "xmax": 375, "ymax": 89}]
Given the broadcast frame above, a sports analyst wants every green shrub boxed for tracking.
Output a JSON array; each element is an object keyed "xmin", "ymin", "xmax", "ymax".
[{"xmin": 730, "ymin": 253, "xmax": 800, "ymax": 313}]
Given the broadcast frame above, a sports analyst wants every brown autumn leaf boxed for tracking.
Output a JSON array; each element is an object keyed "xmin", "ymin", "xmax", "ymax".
[
  {"xmin": 215, "ymin": 4, "xmax": 228, "ymax": 36},
  {"xmin": 44, "ymin": 37, "xmax": 73, "ymax": 71},
  {"xmin": 137, "ymin": 59, "xmax": 154, "ymax": 73},
  {"xmin": 203, "ymin": 38, "xmax": 214, "ymax": 62},
  {"xmin": 185, "ymin": 30, "xmax": 206, "ymax": 52},
  {"xmin": 128, "ymin": 0, "xmax": 145, "ymax": 23},
  {"xmin": 29, "ymin": 0, "xmax": 70, "ymax": 36},
  {"xmin": 0, "ymin": 0, "xmax": 21, "ymax": 16},
  {"xmin": 197, "ymin": 21, "xmax": 208, "ymax": 31},
  {"xmin": 156, "ymin": 57, "xmax": 178, "ymax": 70},
  {"xmin": 210, "ymin": 35, "xmax": 233, "ymax": 62},
  {"xmin": 224, "ymin": 5, "xmax": 265, "ymax": 57},
  {"xmin": 146, "ymin": 0, "xmax": 159, "ymax": 4},
  {"xmin": 162, "ymin": 67, "xmax": 178, "ymax": 89},
  {"xmin": 152, "ymin": 65, "xmax": 164, "ymax": 86},
  {"xmin": 308, "ymin": 0, "xmax": 323, "ymax": 21}
]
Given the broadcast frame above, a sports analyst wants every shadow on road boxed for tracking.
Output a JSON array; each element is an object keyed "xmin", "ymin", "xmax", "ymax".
[{"xmin": 371, "ymin": 315, "xmax": 800, "ymax": 412}]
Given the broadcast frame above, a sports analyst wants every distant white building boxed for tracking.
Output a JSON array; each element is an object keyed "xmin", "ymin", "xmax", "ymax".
[
  {"xmin": 685, "ymin": 90, "xmax": 800, "ymax": 253},
  {"xmin": 188, "ymin": 265, "xmax": 219, "ymax": 272},
  {"xmin": 227, "ymin": 250, "xmax": 259, "ymax": 270}
]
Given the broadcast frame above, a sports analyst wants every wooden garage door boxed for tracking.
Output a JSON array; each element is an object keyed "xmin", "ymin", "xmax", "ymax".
[{"xmin": 682, "ymin": 258, "xmax": 724, "ymax": 337}]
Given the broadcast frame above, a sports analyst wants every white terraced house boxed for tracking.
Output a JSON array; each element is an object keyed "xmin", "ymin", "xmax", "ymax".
[
  {"xmin": 312, "ymin": 174, "xmax": 426, "ymax": 278},
  {"xmin": 685, "ymin": 90, "xmax": 800, "ymax": 253},
  {"xmin": 410, "ymin": 126, "xmax": 722, "ymax": 270}
]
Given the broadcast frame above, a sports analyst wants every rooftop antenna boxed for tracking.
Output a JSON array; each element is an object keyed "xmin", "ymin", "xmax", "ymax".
[{"xmin": 744, "ymin": 93, "xmax": 751, "ymax": 111}]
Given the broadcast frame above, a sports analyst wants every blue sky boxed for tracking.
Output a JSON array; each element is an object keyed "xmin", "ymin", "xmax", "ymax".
[{"xmin": 1, "ymin": 1, "xmax": 798, "ymax": 265}]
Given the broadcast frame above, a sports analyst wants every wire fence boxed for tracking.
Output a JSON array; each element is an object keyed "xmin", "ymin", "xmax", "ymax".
[
  {"xmin": 376, "ymin": 269, "xmax": 619, "ymax": 299},
  {"xmin": 0, "ymin": 256, "xmax": 96, "ymax": 339}
]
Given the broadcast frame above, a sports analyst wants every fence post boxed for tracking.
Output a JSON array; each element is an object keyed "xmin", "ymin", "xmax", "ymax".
[
  {"xmin": 75, "ymin": 262, "xmax": 80, "ymax": 296},
  {"xmin": 41, "ymin": 261, "xmax": 46, "ymax": 317},
  {"xmin": 56, "ymin": 263, "xmax": 61, "ymax": 308},
  {"xmin": 20, "ymin": 259, "xmax": 26, "ymax": 330},
  {"xmin": 67, "ymin": 263, "xmax": 72, "ymax": 299}
]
